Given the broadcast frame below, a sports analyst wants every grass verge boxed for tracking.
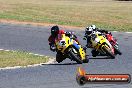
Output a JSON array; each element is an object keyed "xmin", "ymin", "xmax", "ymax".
[
  {"xmin": 0, "ymin": 50, "xmax": 49, "ymax": 68},
  {"xmin": 0, "ymin": 0, "xmax": 132, "ymax": 31}
]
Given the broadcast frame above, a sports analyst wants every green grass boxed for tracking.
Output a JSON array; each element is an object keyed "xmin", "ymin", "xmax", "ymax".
[
  {"xmin": 0, "ymin": 0, "xmax": 132, "ymax": 31},
  {"xmin": 0, "ymin": 50, "xmax": 49, "ymax": 68}
]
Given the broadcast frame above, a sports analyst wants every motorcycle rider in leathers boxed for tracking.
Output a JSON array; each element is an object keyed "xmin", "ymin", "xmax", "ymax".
[
  {"xmin": 48, "ymin": 25, "xmax": 80, "ymax": 63},
  {"xmin": 84, "ymin": 25, "xmax": 112, "ymax": 57}
]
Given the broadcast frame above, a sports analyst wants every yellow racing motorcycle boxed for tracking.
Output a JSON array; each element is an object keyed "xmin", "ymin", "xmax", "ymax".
[
  {"xmin": 84, "ymin": 32, "xmax": 115, "ymax": 59},
  {"xmin": 55, "ymin": 33, "xmax": 88, "ymax": 64}
]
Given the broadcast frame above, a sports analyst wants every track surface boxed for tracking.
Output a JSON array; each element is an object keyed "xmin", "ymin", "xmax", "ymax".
[{"xmin": 0, "ymin": 23, "xmax": 132, "ymax": 88}]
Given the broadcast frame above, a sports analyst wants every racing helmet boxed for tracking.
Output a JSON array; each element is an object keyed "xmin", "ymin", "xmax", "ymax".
[
  {"xmin": 85, "ymin": 26, "xmax": 93, "ymax": 35},
  {"xmin": 85, "ymin": 25, "xmax": 96, "ymax": 35},
  {"xmin": 90, "ymin": 25, "xmax": 96, "ymax": 30},
  {"xmin": 51, "ymin": 25, "xmax": 59, "ymax": 37}
]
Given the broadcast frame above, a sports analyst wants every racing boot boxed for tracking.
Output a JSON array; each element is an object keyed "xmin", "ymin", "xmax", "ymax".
[
  {"xmin": 91, "ymin": 49, "xmax": 99, "ymax": 57},
  {"xmin": 56, "ymin": 52, "xmax": 66, "ymax": 63}
]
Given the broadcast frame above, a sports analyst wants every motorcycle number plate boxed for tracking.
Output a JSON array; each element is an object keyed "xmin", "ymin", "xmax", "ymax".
[{"xmin": 59, "ymin": 40, "xmax": 66, "ymax": 47}]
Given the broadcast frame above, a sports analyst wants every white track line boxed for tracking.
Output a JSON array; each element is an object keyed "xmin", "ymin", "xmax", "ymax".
[
  {"xmin": 0, "ymin": 31, "xmax": 131, "ymax": 70},
  {"xmin": 125, "ymin": 32, "xmax": 132, "ymax": 33},
  {"xmin": 0, "ymin": 49, "xmax": 4, "ymax": 51},
  {"xmin": 112, "ymin": 31, "xmax": 132, "ymax": 33},
  {"xmin": 0, "ymin": 49, "xmax": 55, "ymax": 70},
  {"xmin": 0, "ymin": 58, "xmax": 55, "ymax": 70},
  {"xmin": 4, "ymin": 50, "xmax": 10, "ymax": 52},
  {"xmin": 112, "ymin": 31, "xmax": 118, "ymax": 32}
]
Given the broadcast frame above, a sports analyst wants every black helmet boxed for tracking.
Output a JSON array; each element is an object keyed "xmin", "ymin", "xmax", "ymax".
[{"xmin": 51, "ymin": 25, "xmax": 59, "ymax": 37}]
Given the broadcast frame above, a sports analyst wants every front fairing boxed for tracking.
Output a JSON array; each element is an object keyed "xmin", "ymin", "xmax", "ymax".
[
  {"xmin": 90, "ymin": 34, "xmax": 113, "ymax": 53},
  {"xmin": 55, "ymin": 33, "xmax": 86, "ymax": 60},
  {"xmin": 55, "ymin": 34, "xmax": 74, "ymax": 53}
]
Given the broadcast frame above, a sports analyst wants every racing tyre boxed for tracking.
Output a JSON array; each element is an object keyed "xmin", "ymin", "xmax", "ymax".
[
  {"xmin": 114, "ymin": 46, "xmax": 122, "ymax": 55},
  {"xmin": 102, "ymin": 46, "xmax": 115, "ymax": 59},
  {"xmin": 69, "ymin": 50, "xmax": 83, "ymax": 64}
]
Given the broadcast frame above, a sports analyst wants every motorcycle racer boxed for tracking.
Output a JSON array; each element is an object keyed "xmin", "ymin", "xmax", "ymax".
[
  {"xmin": 83, "ymin": 25, "xmax": 113, "ymax": 57},
  {"xmin": 48, "ymin": 25, "xmax": 80, "ymax": 63}
]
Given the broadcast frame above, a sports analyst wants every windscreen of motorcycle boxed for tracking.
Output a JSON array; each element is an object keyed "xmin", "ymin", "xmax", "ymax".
[{"xmin": 92, "ymin": 37, "xmax": 100, "ymax": 47}]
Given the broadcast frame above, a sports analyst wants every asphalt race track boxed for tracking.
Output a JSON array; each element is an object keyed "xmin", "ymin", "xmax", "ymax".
[{"xmin": 0, "ymin": 23, "xmax": 132, "ymax": 88}]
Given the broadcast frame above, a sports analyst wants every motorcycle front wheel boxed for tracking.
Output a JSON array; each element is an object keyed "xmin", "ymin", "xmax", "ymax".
[
  {"xmin": 69, "ymin": 50, "xmax": 83, "ymax": 64},
  {"xmin": 102, "ymin": 46, "xmax": 115, "ymax": 59}
]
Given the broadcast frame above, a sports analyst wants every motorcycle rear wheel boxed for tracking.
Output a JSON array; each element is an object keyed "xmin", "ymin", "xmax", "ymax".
[{"xmin": 114, "ymin": 46, "xmax": 122, "ymax": 55}]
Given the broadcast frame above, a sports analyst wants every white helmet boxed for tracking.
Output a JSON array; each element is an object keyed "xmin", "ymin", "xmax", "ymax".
[
  {"xmin": 85, "ymin": 25, "xmax": 96, "ymax": 35},
  {"xmin": 90, "ymin": 25, "xmax": 96, "ymax": 30}
]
